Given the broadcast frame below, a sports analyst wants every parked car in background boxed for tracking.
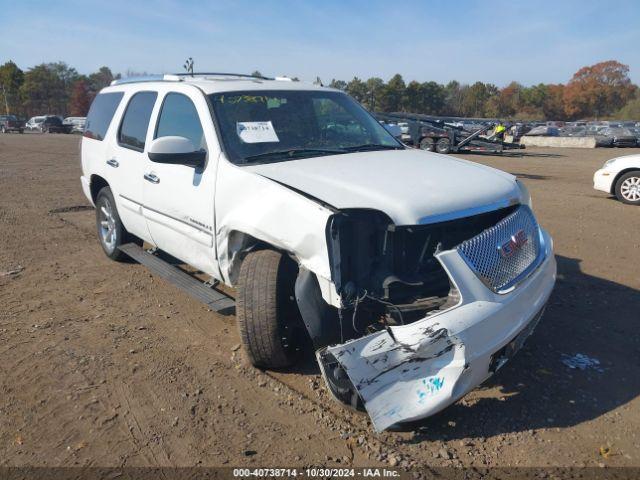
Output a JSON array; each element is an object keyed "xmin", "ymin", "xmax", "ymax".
[
  {"xmin": 559, "ymin": 126, "xmax": 587, "ymax": 137},
  {"xmin": 594, "ymin": 154, "xmax": 640, "ymax": 205},
  {"xmin": 597, "ymin": 127, "xmax": 638, "ymax": 148},
  {"xmin": 63, "ymin": 116, "xmax": 86, "ymax": 134},
  {"xmin": 25, "ymin": 116, "xmax": 46, "ymax": 132},
  {"xmin": 525, "ymin": 126, "xmax": 559, "ymax": 137},
  {"xmin": 0, "ymin": 114, "xmax": 24, "ymax": 133}
]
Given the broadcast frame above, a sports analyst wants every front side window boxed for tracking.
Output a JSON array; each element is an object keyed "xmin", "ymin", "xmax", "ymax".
[
  {"xmin": 84, "ymin": 92, "xmax": 124, "ymax": 141},
  {"xmin": 118, "ymin": 91, "xmax": 157, "ymax": 151},
  {"xmin": 155, "ymin": 92, "xmax": 205, "ymax": 149},
  {"xmin": 209, "ymin": 90, "xmax": 402, "ymax": 165}
]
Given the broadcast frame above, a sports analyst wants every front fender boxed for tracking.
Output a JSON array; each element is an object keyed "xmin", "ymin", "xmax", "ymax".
[{"xmin": 215, "ymin": 156, "xmax": 335, "ymax": 288}]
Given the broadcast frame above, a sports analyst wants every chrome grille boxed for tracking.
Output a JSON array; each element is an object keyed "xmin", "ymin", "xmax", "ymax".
[{"xmin": 456, "ymin": 206, "xmax": 542, "ymax": 293}]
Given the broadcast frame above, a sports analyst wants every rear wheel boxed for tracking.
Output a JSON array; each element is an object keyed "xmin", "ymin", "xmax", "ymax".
[
  {"xmin": 419, "ymin": 137, "xmax": 435, "ymax": 152},
  {"xmin": 436, "ymin": 137, "xmax": 451, "ymax": 154},
  {"xmin": 95, "ymin": 186, "xmax": 136, "ymax": 261},
  {"xmin": 236, "ymin": 249, "xmax": 301, "ymax": 369},
  {"xmin": 615, "ymin": 171, "xmax": 640, "ymax": 205}
]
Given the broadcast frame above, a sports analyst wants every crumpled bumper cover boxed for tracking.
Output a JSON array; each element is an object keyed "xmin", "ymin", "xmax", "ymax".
[{"xmin": 318, "ymin": 228, "xmax": 556, "ymax": 432}]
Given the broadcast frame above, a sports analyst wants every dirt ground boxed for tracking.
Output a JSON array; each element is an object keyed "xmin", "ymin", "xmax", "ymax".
[{"xmin": 1, "ymin": 134, "xmax": 639, "ymax": 473}]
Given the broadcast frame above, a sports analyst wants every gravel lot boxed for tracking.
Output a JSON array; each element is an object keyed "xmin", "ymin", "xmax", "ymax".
[{"xmin": 1, "ymin": 134, "xmax": 639, "ymax": 473}]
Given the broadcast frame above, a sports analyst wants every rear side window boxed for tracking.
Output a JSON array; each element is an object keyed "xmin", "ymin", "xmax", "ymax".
[
  {"xmin": 118, "ymin": 91, "xmax": 157, "ymax": 151},
  {"xmin": 155, "ymin": 93, "xmax": 205, "ymax": 149},
  {"xmin": 84, "ymin": 92, "xmax": 124, "ymax": 141}
]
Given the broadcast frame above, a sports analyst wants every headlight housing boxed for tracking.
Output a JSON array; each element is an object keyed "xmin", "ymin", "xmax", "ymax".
[
  {"xmin": 516, "ymin": 179, "xmax": 532, "ymax": 209},
  {"xmin": 603, "ymin": 157, "xmax": 618, "ymax": 169}
]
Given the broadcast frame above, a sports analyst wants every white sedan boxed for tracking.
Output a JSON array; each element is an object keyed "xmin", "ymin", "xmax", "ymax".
[{"xmin": 594, "ymin": 154, "xmax": 640, "ymax": 205}]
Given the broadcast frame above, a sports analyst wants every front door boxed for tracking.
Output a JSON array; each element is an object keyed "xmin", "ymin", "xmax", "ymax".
[{"xmin": 141, "ymin": 90, "xmax": 218, "ymax": 276}]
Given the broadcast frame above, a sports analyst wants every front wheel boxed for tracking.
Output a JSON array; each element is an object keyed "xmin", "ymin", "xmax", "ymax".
[
  {"xmin": 436, "ymin": 137, "xmax": 451, "ymax": 154},
  {"xmin": 236, "ymin": 249, "xmax": 301, "ymax": 369},
  {"xmin": 95, "ymin": 186, "xmax": 135, "ymax": 261},
  {"xmin": 615, "ymin": 171, "xmax": 640, "ymax": 205}
]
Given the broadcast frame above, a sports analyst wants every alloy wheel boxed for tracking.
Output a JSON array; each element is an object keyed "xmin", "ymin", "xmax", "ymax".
[
  {"xmin": 98, "ymin": 199, "xmax": 117, "ymax": 252},
  {"xmin": 620, "ymin": 176, "xmax": 640, "ymax": 202}
]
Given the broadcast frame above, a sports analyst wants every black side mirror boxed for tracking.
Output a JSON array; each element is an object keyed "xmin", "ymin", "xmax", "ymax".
[{"xmin": 148, "ymin": 149, "xmax": 206, "ymax": 168}]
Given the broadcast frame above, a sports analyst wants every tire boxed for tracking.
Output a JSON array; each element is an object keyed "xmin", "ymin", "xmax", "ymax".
[
  {"xmin": 236, "ymin": 249, "xmax": 301, "ymax": 369},
  {"xmin": 615, "ymin": 171, "xmax": 640, "ymax": 205},
  {"xmin": 436, "ymin": 137, "xmax": 451, "ymax": 154},
  {"xmin": 19, "ymin": 129, "xmax": 23, "ymax": 134},
  {"xmin": 1, "ymin": 126, "xmax": 5, "ymax": 134},
  {"xmin": 419, "ymin": 137, "xmax": 435, "ymax": 152},
  {"xmin": 95, "ymin": 186, "xmax": 135, "ymax": 261}
]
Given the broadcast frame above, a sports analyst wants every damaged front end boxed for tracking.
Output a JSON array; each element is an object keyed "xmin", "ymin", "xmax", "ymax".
[{"xmin": 304, "ymin": 205, "xmax": 556, "ymax": 431}]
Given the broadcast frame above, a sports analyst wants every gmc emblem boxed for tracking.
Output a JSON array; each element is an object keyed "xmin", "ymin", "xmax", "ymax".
[{"xmin": 498, "ymin": 229, "xmax": 528, "ymax": 258}]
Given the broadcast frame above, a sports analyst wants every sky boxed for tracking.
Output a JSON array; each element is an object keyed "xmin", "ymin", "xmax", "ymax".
[{"xmin": 1, "ymin": 0, "xmax": 640, "ymax": 87}]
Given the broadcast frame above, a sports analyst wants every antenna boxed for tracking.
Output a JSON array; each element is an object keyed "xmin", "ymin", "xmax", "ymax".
[{"xmin": 183, "ymin": 57, "xmax": 194, "ymax": 76}]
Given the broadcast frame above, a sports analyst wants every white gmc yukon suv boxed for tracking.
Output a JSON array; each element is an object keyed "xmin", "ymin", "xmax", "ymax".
[{"xmin": 81, "ymin": 73, "xmax": 556, "ymax": 431}]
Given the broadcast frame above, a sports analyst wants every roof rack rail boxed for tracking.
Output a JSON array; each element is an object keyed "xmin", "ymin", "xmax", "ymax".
[
  {"xmin": 169, "ymin": 72, "xmax": 274, "ymax": 80},
  {"xmin": 110, "ymin": 75, "xmax": 166, "ymax": 86},
  {"xmin": 111, "ymin": 72, "xmax": 274, "ymax": 86}
]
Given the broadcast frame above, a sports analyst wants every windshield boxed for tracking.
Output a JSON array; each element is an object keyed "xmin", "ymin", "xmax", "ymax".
[{"xmin": 209, "ymin": 90, "xmax": 403, "ymax": 164}]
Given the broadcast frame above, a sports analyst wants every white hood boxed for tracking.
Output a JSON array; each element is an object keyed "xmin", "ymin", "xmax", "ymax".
[{"xmin": 245, "ymin": 149, "xmax": 520, "ymax": 225}]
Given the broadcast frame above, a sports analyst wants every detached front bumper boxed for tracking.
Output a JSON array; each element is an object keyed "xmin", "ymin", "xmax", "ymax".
[
  {"xmin": 593, "ymin": 169, "xmax": 614, "ymax": 194},
  {"xmin": 318, "ymin": 228, "xmax": 556, "ymax": 432}
]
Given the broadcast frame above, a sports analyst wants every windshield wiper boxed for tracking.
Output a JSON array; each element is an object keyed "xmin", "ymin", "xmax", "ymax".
[
  {"xmin": 342, "ymin": 144, "xmax": 404, "ymax": 152},
  {"xmin": 243, "ymin": 148, "xmax": 346, "ymax": 163}
]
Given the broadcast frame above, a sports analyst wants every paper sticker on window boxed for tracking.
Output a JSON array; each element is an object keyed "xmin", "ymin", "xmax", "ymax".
[{"xmin": 236, "ymin": 121, "xmax": 279, "ymax": 143}]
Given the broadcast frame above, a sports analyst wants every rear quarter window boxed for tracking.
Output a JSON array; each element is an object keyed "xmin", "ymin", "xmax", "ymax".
[{"xmin": 84, "ymin": 92, "xmax": 124, "ymax": 141}]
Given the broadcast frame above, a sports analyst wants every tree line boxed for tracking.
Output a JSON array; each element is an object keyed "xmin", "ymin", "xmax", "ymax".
[
  {"xmin": 0, "ymin": 61, "xmax": 117, "ymax": 118},
  {"xmin": 328, "ymin": 61, "xmax": 638, "ymax": 120},
  {"xmin": 1, "ymin": 59, "xmax": 638, "ymax": 120}
]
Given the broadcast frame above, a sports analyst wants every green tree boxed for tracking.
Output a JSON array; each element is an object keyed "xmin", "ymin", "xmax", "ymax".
[
  {"xmin": 88, "ymin": 66, "xmax": 114, "ymax": 94},
  {"xmin": 421, "ymin": 81, "xmax": 446, "ymax": 114},
  {"xmin": 616, "ymin": 97, "xmax": 640, "ymax": 120},
  {"xmin": 364, "ymin": 77, "xmax": 385, "ymax": 111},
  {"xmin": 20, "ymin": 62, "xmax": 79, "ymax": 116},
  {"xmin": 329, "ymin": 79, "xmax": 347, "ymax": 91},
  {"xmin": 404, "ymin": 81, "xmax": 423, "ymax": 112},
  {"xmin": 443, "ymin": 80, "xmax": 463, "ymax": 116},
  {"xmin": 460, "ymin": 82, "xmax": 493, "ymax": 117},
  {"xmin": 378, "ymin": 74, "xmax": 405, "ymax": 112},
  {"xmin": 0, "ymin": 61, "xmax": 25, "ymax": 115},
  {"xmin": 346, "ymin": 77, "xmax": 368, "ymax": 103}
]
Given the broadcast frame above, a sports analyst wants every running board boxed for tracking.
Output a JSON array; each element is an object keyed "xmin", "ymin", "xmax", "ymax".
[{"xmin": 118, "ymin": 243, "xmax": 235, "ymax": 314}]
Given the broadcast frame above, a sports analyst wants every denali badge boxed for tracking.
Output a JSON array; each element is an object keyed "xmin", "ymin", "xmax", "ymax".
[{"xmin": 498, "ymin": 229, "xmax": 528, "ymax": 258}]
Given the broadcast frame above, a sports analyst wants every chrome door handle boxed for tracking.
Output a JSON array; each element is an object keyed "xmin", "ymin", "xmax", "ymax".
[
  {"xmin": 144, "ymin": 173, "xmax": 160, "ymax": 184},
  {"xmin": 106, "ymin": 158, "xmax": 119, "ymax": 168}
]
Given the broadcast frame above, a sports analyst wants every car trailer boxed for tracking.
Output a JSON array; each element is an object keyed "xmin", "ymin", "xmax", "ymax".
[{"xmin": 375, "ymin": 112, "xmax": 524, "ymax": 154}]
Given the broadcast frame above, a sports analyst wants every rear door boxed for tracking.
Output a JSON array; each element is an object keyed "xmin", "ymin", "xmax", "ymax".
[
  {"xmin": 141, "ymin": 86, "xmax": 219, "ymax": 276},
  {"xmin": 107, "ymin": 90, "xmax": 158, "ymax": 242}
]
